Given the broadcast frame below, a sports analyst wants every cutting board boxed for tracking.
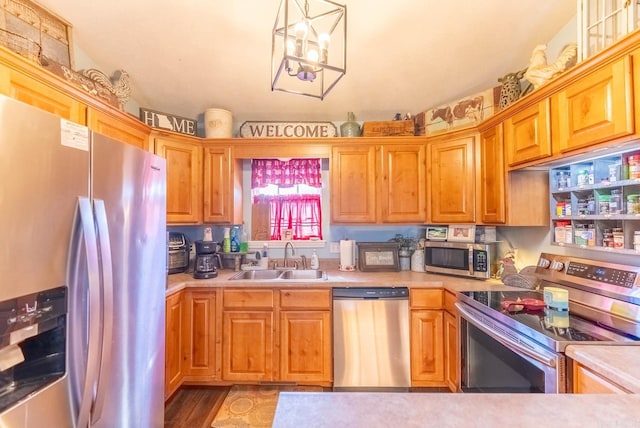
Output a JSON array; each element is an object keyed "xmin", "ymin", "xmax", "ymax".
[{"xmin": 251, "ymin": 203, "xmax": 271, "ymax": 240}]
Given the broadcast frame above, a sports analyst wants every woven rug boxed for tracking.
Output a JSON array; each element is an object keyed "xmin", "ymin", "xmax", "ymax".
[{"xmin": 211, "ymin": 385, "xmax": 323, "ymax": 428}]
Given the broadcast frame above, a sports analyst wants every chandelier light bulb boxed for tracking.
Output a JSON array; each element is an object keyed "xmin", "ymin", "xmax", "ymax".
[
  {"xmin": 307, "ymin": 48, "xmax": 319, "ymax": 63},
  {"xmin": 294, "ymin": 20, "xmax": 308, "ymax": 57},
  {"xmin": 318, "ymin": 33, "xmax": 330, "ymax": 64}
]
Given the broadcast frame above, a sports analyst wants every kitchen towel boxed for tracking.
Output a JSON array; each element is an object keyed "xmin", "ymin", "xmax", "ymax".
[{"xmin": 339, "ymin": 239, "xmax": 356, "ymax": 271}]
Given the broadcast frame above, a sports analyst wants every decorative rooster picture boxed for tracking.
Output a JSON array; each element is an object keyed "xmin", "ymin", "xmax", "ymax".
[{"xmin": 81, "ymin": 68, "xmax": 131, "ymax": 109}]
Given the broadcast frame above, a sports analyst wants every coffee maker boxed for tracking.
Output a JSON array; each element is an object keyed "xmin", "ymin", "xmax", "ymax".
[{"xmin": 193, "ymin": 240, "xmax": 222, "ymax": 279}]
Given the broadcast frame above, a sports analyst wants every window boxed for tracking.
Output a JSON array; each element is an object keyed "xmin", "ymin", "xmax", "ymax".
[{"xmin": 251, "ymin": 159, "xmax": 323, "ymax": 240}]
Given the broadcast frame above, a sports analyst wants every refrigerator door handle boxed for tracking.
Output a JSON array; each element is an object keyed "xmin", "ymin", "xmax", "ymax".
[
  {"xmin": 91, "ymin": 199, "xmax": 114, "ymax": 425},
  {"xmin": 73, "ymin": 197, "xmax": 102, "ymax": 428}
]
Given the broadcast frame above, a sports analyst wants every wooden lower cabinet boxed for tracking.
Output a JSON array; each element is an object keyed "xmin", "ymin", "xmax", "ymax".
[
  {"xmin": 222, "ymin": 289, "xmax": 275, "ymax": 382},
  {"xmin": 165, "ymin": 291, "xmax": 183, "ymax": 399},
  {"xmin": 573, "ymin": 363, "xmax": 631, "ymax": 394},
  {"xmin": 222, "ymin": 310, "xmax": 274, "ymax": 381},
  {"xmin": 279, "ymin": 289, "xmax": 332, "ymax": 385},
  {"xmin": 182, "ymin": 290, "xmax": 219, "ymax": 381},
  {"xmin": 409, "ymin": 289, "xmax": 445, "ymax": 386}
]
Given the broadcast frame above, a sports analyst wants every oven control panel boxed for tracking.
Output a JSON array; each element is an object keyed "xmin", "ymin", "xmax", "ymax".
[
  {"xmin": 537, "ymin": 253, "xmax": 640, "ymax": 291},
  {"xmin": 566, "ymin": 262, "xmax": 637, "ymax": 289}
]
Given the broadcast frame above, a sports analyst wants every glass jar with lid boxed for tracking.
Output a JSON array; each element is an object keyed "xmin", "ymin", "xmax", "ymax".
[
  {"xmin": 599, "ymin": 194, "xmax": 611, "ymax": 215},
  {"xmin": 627, "ymin": 194, "xmax": 640, "ymax": 215},
  {"xmin": 609, "ymin": 189, "xmax": 622, "ymax": 214}
]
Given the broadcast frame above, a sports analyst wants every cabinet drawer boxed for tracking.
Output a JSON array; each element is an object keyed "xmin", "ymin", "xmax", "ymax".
[
  {"xmin": 280, "ymin": 289, "xmax": 331, "ymax": 309},
  {"xmin": 223, "ymin": 289, "xmax": 274, "ymax": 309},
  {"xmin": 410, "ymin": 289, "xmax": 443, "ymax": 309},
  {"xmin": 444, "ymin": 290, "xmax": 457, "ymax": 314}
]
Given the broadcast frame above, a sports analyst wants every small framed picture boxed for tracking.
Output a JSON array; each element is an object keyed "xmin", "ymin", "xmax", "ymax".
[
  {"xmin": 426, "ymin": 226, "xmax": 448, "ymax": 241},
  {"xmin": 282, "ymin": 229, "xmax": 293, "ymax": 241},
  {"xmin": 447, "ymin": 225, "xmax": 476, "ymax": 242}
]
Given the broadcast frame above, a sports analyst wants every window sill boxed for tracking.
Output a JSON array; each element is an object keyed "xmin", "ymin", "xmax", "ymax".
[{"xmin": 247, "ymin": 240, "xmax": 326, "ymax": 251}]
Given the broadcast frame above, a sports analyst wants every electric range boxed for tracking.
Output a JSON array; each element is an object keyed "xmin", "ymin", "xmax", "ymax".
[{"xmin": 455, "ymin": 252, "xmax": 640, "ymax": 393}]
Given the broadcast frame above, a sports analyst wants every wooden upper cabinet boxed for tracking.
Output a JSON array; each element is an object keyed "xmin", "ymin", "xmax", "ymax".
[
  {"xmin": 87, "ymin": 107, "xmax": 150, "ymax": 150},
  {"xmin": 553, "ymin": 55, "xmax": 633, "ymax": 154},
  {"xmin": 504, "ymin": 99, "xmax": 551, "ymax": 167},
  {"xmin": 154, "ymin": 134, "xmax": 202, "ymax": 224},
  {"xmin": 0, "ymin": 62, "xmax": 86, "ymax": 125},
  {"xmin": 380, "ymin": 144, "xmax": 426, "ymax": 223},
  {"xmin": 330, "ymin": 145, "xmax": 377, "ymax": 223},
  {"xmin": 203, "ymin": 145, "xmax": 243, "ymax": 224},
  {"xmin": 427, "ymin": 135, "xmax": 476, "ymax": 223},
  {"xmin": 477, "ymin": 125, "xmax": 506, "ymax": 224}
]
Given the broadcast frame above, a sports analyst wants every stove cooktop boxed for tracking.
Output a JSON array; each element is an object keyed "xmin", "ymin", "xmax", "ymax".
[{"xmin": 458, "ymin": 290, "xmax": 639, "ymax": 352}]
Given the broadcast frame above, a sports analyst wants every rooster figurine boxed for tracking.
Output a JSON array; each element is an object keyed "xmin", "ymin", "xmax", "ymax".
[
  {"xmin": 81, "ymin": 68, "xmax": 131, "ymax": 109},
  {"xmin": 523, "ymin": 43, "xmax": 577, "ymax": 91}
]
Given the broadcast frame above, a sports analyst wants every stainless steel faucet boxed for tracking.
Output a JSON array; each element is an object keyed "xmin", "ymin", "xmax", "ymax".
[{"xmin": 284, "ymin": 241, "xmax": 295, "ymax": 268}]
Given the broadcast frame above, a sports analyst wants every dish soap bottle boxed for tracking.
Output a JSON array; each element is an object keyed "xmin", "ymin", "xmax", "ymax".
[
  {"xmin": 222, "ymin": 227, "xmax": 231, "ymax": 253},
  {"xmin": 310, "ymin": 249, "xmax": 319, "ymax": 270}
]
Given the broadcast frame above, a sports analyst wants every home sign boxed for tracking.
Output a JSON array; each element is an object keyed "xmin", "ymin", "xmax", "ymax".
[
  {"xmin": 140, "ymin": 108, "xmax": 197, "ymax": 136},
  {"xmin": 239, "ymin": 121, "xmax": 337, "ymax": 138}
]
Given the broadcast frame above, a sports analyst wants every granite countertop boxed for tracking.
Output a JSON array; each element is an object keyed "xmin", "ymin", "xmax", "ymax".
[
  {"xmin": 566, "ymin": 345, "xmax": 640, "ymax": 393},
  {"xmin": 272, "ymin": 392, "xmax": 640, "ymax": 428}
]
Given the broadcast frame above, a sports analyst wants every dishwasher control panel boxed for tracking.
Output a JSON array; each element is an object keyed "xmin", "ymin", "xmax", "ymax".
[{"xmin": 332, "ymin": 287, "xmax": 409, "ymax": 299}]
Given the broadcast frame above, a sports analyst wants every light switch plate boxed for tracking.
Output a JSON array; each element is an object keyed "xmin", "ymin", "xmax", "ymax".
[{"xmin": 330, "ymin": 242, "xmax": 340, "ymax": 253}]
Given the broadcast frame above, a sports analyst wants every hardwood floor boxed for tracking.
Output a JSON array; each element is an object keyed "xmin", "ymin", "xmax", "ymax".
[{"xmin": 164, "ymin": 386, "xmax": 230, "ymax": 428}]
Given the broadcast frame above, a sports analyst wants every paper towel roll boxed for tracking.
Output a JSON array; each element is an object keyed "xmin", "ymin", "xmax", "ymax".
[{"xmin": 339, "ymin": 240, "xmax": 356, "ymax": 271}]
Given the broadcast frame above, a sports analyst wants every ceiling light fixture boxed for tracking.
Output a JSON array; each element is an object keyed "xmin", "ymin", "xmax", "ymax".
[{"xmin": 271, "ymin": 0, "xmax": 347, "ymax": 100}]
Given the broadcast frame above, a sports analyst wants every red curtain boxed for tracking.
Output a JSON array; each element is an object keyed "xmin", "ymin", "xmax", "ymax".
[
  {"xmin": 251, "ymin": 158, "xmax": 322, "ymax": 188},
  {"xmin": 254, "ymin": 194, "xmax": 322, "ymax": 240}
]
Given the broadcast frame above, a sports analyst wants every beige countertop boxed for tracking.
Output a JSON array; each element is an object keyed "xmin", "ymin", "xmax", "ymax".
[
  {"xmin": 272, "ymin": 392, "xmax": 640, "ymax": 428},
  {"xmin": 566, "ymin": 345, "xmax": 640, "ymax": 393},
  {"xmin": 166, "ymin": 262, "xmax": 517, "ymax": 295}
]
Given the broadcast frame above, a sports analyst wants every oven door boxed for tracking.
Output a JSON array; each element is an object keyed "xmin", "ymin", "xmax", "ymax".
[{"xmin": 456, "ymin": 302, "xmax": 565, "ymax": 393}]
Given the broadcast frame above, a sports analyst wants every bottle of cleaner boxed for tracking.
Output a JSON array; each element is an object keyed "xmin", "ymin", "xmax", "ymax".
[
  {"xmin": 310, "ymin": 249, "xmax": 319, "ymax": 270},
  {"xmin": 230, "ymin": 227, "xmax": 240, "ymax": 252}
]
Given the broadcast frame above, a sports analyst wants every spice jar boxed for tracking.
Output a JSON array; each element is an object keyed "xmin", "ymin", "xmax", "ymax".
[
  {"xmin": 599, "ymin": 195, "xmax": 611, "ymax": 215},
  {"xmin": 577, "ymin": 169, "xmax": 589, "ymax": 186},
  {"xmin": 556, "ymin": 202, "xmax": 566, "ymax": 217},
  {"xmin": 602, "ymin": 229, "xmax": 614, "ymax": 248},
  {"xmin": 612, "ymin": 228, "xmax": 624, "ymax": 249},
  {"xmin": 629, "ymin": 154, "xmax": 640, "ymax": 179},
  {"xmin": 610, "ymin": 189, "xmax": 622, "ymax": 214},
  {"xmin": 627, "ymin": 194, "xmax": 640, "ymax": 214}
]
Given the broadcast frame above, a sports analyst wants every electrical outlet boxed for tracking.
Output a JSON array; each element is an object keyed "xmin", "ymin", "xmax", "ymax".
[{"xmin": 330, "ymin": 242, "xmax": 340, "ymax": 253}]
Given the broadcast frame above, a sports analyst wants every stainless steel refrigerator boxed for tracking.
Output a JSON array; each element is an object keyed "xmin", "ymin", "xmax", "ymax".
[{"xmin": 0, "ymin": 94, "xmax": 166, "ymax": 427}]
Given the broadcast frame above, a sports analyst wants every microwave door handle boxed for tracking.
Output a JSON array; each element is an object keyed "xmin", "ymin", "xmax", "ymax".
[
  {"xmin": 90, "ymin": 200, "xmax": 114, "ymax": 425},
  {"xmin": 455, "ymin": 302, "xmax": 557, "ymax": 368},
  {"xmin": 467, "ymin": 245, "xmax": 473, "ymax": 276},
  {"xmin": 72, "ymin": 197, "xmax": 102, "ymax": 428}
]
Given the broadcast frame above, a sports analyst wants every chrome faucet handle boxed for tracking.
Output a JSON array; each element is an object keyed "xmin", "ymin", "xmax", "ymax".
[{"xmin": 300, "ymin": 255, "xmax": 308, "ymax": 270}]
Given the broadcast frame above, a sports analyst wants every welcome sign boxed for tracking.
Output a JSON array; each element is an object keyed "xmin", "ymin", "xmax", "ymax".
[{"xmin": 239, "ymin": 121, "xmax": 337, "ymax": 138}]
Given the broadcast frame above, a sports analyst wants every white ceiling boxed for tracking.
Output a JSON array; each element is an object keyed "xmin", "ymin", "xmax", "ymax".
[{"xmin": 35, "ymin": 0, "xmax": 577, "ymax": 125}]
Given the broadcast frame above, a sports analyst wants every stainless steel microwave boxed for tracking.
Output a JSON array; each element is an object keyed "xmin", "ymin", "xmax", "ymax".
[{"xmin": 424, "ymin": 241, "xmax": 498, "ymax": 279}]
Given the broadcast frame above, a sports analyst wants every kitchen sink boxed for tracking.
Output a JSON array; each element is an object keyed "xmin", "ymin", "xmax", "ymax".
[
  {"xmin": 228, "ymin": 270, "xmax": 282, "ymax": 280},
  {"xmin": 279, "ymin": 270, "xmax": 327, "ymax": 280},
  {"xmin": 227, "ymin": 269, "xmax": 327, "ymax": 281}
]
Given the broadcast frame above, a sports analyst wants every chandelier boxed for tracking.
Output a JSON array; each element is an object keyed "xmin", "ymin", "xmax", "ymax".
[{"xmin": 271, "ymin": 0, "xmax": 347, "ymax": 100}]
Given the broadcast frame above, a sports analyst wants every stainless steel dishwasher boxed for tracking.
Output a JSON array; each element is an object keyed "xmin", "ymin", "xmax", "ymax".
[{"xmin": 332, "ymin": 287, "xmax": 410, "ymax": 391}]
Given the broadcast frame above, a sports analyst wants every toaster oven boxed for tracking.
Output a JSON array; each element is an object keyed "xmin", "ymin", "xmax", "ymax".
[{"xmin": 168, "ymin": 232, "xmax": 190, "ymax": 274}]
